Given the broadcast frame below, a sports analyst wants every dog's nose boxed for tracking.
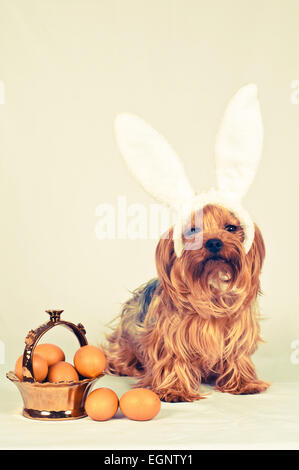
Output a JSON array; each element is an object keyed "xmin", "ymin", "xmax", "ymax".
[{"xmin": 205, "ymin": 238, "xmax": 223, "ymax": 253}]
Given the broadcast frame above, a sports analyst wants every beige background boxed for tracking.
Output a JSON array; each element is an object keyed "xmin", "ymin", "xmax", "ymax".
[{"xmin": 0, "ymin": 0, "xmax": 298, "ymax": 384}]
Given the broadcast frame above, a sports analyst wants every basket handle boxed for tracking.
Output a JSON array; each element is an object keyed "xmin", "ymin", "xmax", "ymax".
[{"xmin": 22, "ymin": 310, "xmax": 88, "ymax": 382}]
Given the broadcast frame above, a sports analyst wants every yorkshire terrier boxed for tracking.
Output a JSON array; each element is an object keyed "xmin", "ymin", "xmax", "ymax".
[{"xmin": 103, "ymin": 84, "xmax": 270, "ymax": 402}]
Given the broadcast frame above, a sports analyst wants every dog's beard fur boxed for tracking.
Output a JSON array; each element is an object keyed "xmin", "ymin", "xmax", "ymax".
[
  {"xmin": 103, "ymin": 204, "xmax": 270, "ymax": 402},
  {"xmin": 171, "ymin": 244, "xmax": 248, "ymax": 319}
]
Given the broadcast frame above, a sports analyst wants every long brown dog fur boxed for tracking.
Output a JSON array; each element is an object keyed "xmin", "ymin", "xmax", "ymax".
[{"xmin": 103, "ymin": 204, "xmax": 270, "ymax": 402}]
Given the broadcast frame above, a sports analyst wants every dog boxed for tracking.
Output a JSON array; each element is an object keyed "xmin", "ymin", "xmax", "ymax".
[{"xmin": 103, "ymin": 84, "xmax": 270, "ymax": 402}]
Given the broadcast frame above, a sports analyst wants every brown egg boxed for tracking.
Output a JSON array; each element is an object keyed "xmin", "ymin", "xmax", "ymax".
[
  {"xmin": 119, "ymin": 388, "xmax": 161, "ymax": 421},
  {"xmin": 35, "ymin": 343, "xmax": 65, "ymax": 367},
  {"xmin": 15, "ymin": 354, "xmax": 48, "ymax": 382},
  {"xmin": 85, "ymin": 388, "xmax": 119, "ymax": 421},
  {"xmin": 47, "ymin": 361, "xmax": 79, "ymax": 383},
  {"xmin": 74, "ymin": 345, "xmax": 106, "ymax": 378}
]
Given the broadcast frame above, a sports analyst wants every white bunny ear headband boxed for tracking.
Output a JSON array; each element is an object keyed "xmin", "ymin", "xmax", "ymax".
[{"xmin": 114, "ymin": 84, "xmax": 263, "ymax": 257}]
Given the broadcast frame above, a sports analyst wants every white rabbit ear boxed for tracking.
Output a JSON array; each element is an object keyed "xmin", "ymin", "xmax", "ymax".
[
  {"xmin": 114, "ymin": 113, "xmax": 194, "ymax": 208},
  {"xmin": 215, "ymin": 84, "xmax": 263, "ymax": 200}
]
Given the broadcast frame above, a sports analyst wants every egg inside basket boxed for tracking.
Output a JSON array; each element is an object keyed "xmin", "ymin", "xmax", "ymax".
[{"xmin": 6, "ymin": 310, "xmax": 103, "ymax": 420}]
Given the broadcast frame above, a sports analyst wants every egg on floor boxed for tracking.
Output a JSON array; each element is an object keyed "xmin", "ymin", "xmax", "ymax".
[
  {"xmin": 119, "ymin": 388, "xmax": 161, "ymax": 421},
  {"xmin": 47, "ymin": 361, "xmax": 79, "ymax": 383},
  {"xmin": 74, "ymin": 345, "xmax": 106, "ymax": 378},
  {"xmin": 34, "ymin": 343, "xmax": 65, "ymax": 367},
  {"xmin": 15, "ymin": 354, "xmax": 48, "ymax": 382},
  {"xmin": 85, "ymin": 388, "xmax": 119, "ymax": 421}
]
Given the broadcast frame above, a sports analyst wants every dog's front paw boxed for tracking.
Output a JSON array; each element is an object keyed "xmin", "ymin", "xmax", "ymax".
[
  {"xmin": 238, "ymin": 380, "xmax": 270, "ymax": 395},
  {"xmin": 217, "ymin": 380, "xmax": 270, "ymax": 395},
  {"xmin": 156, "ymin": 389, "xmax": 203, "ymax": 403}
]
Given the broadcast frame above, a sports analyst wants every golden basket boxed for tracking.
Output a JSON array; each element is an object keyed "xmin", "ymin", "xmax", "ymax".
[{"xmin": 6, "ymin": 309, "xmax": 103, "ymax": 420}]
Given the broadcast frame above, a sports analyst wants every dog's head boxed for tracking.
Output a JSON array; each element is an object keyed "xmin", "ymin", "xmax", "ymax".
[{"xmin": 155, "ymin": 204, "xmax": 265, "ymax": 318}]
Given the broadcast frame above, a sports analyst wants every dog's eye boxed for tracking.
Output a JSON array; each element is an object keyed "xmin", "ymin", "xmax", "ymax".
[
  {"xmin": 185, "ymin": 227, "xmax": 201, "ymax": 238},
  {"xmin": 224, "ymin": 224, "xmax": 237, "ymax": 232}
]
